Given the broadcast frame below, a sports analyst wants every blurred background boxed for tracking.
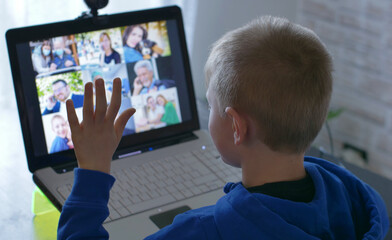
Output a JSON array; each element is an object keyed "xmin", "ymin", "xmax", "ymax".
[{"xmin": 1, "ymin": 0, "xmax": 392, "ymax": 238}]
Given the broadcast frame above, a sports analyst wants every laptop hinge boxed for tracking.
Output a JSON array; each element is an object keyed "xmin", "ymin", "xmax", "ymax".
[{"xmin": 114, "ymin": 132, "xmax": 198, "ymax": 160}]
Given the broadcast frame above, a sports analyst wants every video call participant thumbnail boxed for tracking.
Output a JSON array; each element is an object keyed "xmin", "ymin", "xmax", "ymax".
[
  {"xmin": 123, "ymin": 25, "xmax": 146, "ymax": 63},
  {"xmin": 122, "ymin": 24, "xmax": 164, "ymax": 63},
  {"xmin": 49, "ymin": 38, "xmax": 77, "ymax": 70},
  {"xmin": 156, "ymin": 94, "xmax": 179, "ymax": 125},
  {"xmin": 50, "ymin": 114, "xmax": 73, "ymax": 154},
  {"xmin": 32, "ymin": 40, "xmax": 53, "ymax": 74},
  {"xmin": 99, "ymin": 32, "xmax": 121, "ymax": 66},
  {"xmin": 42, "ymin": 79, "xmax": 84, "ymax": 115},
  {"xmin": 146, "ymin": 96, "xmax": 164, "ymax": 125},
  {"xmin": 132, "ymin": 60, "xmax": 175, "ymax": 96}
]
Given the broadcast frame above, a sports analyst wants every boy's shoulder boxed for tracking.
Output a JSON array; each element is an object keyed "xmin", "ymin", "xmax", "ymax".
[{"xmin": 304, "ymin": 156, "xmax": 365, "ymax": 184}]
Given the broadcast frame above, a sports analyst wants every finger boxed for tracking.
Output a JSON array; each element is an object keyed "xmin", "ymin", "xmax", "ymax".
[
  {"xmin": 94, "ymin": 78, "xmax": 107, "ymax": 122},
  {"xmin": 114, "ymin": 108, "xmax": 136, "ymax": 141},
  {"xmin": 83, "ymin": 82, "xmax": 94, "ymax": 124},
  {"xmin": 107, "ymin": 78, "xmax": 122, "ymax": 122},
  {"xmin": 66, "ymin": 99, "xmax": 81, "ymax": 136}
]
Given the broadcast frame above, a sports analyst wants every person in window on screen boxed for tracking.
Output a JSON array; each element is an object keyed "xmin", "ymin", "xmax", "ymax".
[
  {"xmin": 42, "ymin": 79, "xmax": 84, "ymax": 115},
  {"xmin": 156, "ymin": 94, "xmax": 179, "ymax": 125},
  {"xmin": 132, "ymin": 60, "xmax": 166, "ymax": 96},
  {"xmin": 99, "ymin": 32, "xmax": 121, "ymax": 66},
  {"xmin": 122, "ymin": 25, "xmax": 146, "ymax": 63},
  {"xmin": 146, "ymin": 96, "xmax": 164, "ymax": 125},
  {"xmin": 49, "ymin": 115, "xmax": 73, "ymax": 154},
  {"xmin": 32, "ymin": 40, "xmax": 53, "ymax": 73},
  {"xmin": 49, "ymin": 39, "xmax": 76, "ymax": 70}
]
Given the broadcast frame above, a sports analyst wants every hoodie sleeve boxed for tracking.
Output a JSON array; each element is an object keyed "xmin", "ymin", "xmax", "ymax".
[{"xmin": 57, "ymin": 168, "xmax": 115, "ymax": 240}]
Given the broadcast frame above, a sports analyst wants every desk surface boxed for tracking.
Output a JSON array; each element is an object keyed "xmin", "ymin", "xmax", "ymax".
[{"xmin": 1, "ymin": 99, "xmax": 391, "ymax": 239}]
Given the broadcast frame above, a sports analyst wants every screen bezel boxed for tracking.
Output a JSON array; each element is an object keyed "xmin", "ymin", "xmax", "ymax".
[{"xmin": 6, "ymin": 6, "xmax": 200, "ymax": 173}]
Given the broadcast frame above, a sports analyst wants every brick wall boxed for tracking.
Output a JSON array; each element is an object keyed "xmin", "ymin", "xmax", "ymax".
[{"xmin": 297, "ymin": 0, "xmax": 392, "ymax": 179}]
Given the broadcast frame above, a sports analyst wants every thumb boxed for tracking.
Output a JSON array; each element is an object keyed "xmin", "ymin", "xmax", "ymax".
[{"xmin": 114, "ymin": 108, "xmax": 136, "ymax": 141}]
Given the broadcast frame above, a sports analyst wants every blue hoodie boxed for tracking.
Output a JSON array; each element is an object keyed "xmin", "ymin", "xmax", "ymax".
[{"xmin": 58, "ymin": 157, "xmax": 389, "ymax": 239}]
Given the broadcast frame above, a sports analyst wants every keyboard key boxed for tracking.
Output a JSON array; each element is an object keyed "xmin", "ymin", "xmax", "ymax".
[
  {"xmin": 156, "ymin": 181, "xmax": 167, "ymax": 188},
  {"xmin": 165, "ymin": 170, "xmax": 175, "ymax": 177},
  {"xmin": 109, "ymin": 199, "xmax": 123, "ymax": 209},
  {"xmin": 180, "ymin": 189, "xmax": 193, "ymax": 198},
  {"xmin": 136, "ymin": 185, "xmax": 149, "ymax": 194},
  {"xmin": 166, "ymin": 185, "xmax": 177, "ymax": 193},
  {"xmin": 182, "ymin": 173, "xmax": 192, "ymax": 181},
  {"xmin": 157, "ymin": 188, "xmax": 169, "ymax": 196},
  {"xmin": 183, "ymin": 180, "xmax": 194, "ymax": 188},
  {"xmin": 130, "ymin": 195, "xmax": 141, "ymax": 204},
  {"xmin": 199, "ymin": 185, "xmax": 209, "ymax": 193},
  {"xmin": 174, "ymin": 182, "xmax": 186, "ymax": 190},
  {"xmin": 120, "ymin": 198, "xmax": 132, "ymax": 207},
  {"xmin": 172, "ymin": 175, "xmax": 184, "ymax": 183},
  {"xmin": 173, "ymin": 192, "xmax": 185, "ymax": 200},
  {"xmin": 155, "ymin": 173, "xmax": 167, "ymax": 180},
  {"xmin": 190, "ymin": 187, "xmax": 202, "ymax": 196},
  {"xmin": 193, "ymin": 174, "xmax": 218, "ymax": 186},
  {"xmin": 146, "ymin": 182, "xmax": 158, "ymax": 191},
  {"xmin": 139, "ymin": 193, "xmax": 151, "ymax": 201},
  {"xmin": 190, "ymin": 170, "xmax": 201, "ymax": 178},
  {"xmin": 148, "ymin": 191, "xmax": 160, "ymax": 199},
  {"xmin": 117, "ymin": 207, "xmax": 131, "ymax": 217},
  {"xmin": 109, "ymin": 209, "xmax": 121, "ymax": 220},
  {"xmin": 166, "ymin": 178, "xmax": 175, "ymax": 185}
]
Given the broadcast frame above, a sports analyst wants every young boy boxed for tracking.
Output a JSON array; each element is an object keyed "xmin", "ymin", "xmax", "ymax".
[
  {"xmin": 50, "ymin": 114, "xmax": 73, "ymax": 154},
  {"xmin": 58, "ymin": 16, "xmax": 389, "ymax": 239}
]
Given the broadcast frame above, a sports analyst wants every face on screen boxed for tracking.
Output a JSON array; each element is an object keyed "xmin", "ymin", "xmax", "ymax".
[
  {"xmin": 100, "ymin": 34, "xmax": 111, "ymax": 51},
  {"xmin": 52, "ymin": 81, "xmax": 71, "ymax": 102},
  {"xmin": 51, "ymin": 116, "xmax": 68, "ymax": 138},
  {"xmin": 136, "ymin": 67, "xmax": 153, "ymax": 88},
  {"xmin": 127, "ymin": 27, "xmax": 144, "ymax": 48}
]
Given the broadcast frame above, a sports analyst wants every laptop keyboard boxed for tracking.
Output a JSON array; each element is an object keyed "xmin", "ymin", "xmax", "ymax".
[{"xmin": 56, "ymin": 145, "xmax": 242, "ymax": 223}]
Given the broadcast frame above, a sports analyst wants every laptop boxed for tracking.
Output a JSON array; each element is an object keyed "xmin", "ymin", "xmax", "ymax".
[{"xmin": 6, "ymin": 6, "xmax": 241, "ymax": 239}]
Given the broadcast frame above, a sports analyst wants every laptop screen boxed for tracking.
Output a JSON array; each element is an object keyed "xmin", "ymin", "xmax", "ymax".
[{"xmin": 7, "ymin": 6, "xmax": 199, "ymax": 172}]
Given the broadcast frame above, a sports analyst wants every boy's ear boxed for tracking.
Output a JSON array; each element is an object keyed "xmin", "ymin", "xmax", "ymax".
[{"xmin": 225, "ymin": 107, "xmax": 247, "ymax": 145}]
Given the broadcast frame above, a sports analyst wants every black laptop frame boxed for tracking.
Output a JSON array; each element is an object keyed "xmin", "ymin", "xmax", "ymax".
[{"xmin": 6, "ymin": 6, "xmax": 200, "ymax": 173}]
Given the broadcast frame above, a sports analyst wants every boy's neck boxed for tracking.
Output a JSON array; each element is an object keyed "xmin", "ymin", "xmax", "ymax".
[{"xmin": 240, "ymin": 144, "xmax": 306, "ymax": 188}]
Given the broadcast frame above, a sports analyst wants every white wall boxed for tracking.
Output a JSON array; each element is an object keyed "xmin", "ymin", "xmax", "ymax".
[
  {"xmin": 297, "ymin": 0, "xmax": 392, "ymax": 179},
  {"xmin": 189, "ymin": 0, "xmax": 299, "ymax": 99}
]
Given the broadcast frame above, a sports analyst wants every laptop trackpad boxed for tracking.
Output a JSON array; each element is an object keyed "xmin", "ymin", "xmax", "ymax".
[{"xmin": 149, "ymin": 205, "xmax": 191, "ymax": 229}]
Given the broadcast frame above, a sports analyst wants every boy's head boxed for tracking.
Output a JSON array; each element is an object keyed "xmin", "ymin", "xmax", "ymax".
[
  {"xmin": 51, "ymin": 115, "xmax": 68, "ymax": 138},
  {"xmin": 205, "ymin": 16, "xmax": 332, "ymax": 155}
]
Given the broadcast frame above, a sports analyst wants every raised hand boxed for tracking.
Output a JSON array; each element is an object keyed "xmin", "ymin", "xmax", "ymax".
[{"xmin": 66, "ymin": 78, "xmax": 136, "ymax": 174}]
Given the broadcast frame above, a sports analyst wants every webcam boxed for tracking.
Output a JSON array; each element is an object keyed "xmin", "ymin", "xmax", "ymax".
[{"xmin": 79, "ymin": 0, "xmax": 109, "ymax": 18}]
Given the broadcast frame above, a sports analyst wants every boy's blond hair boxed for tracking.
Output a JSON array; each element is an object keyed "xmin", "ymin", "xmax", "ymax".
[{"xmin": 205, "ymin": 16, "xmax": 333, "ymax": 154}]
